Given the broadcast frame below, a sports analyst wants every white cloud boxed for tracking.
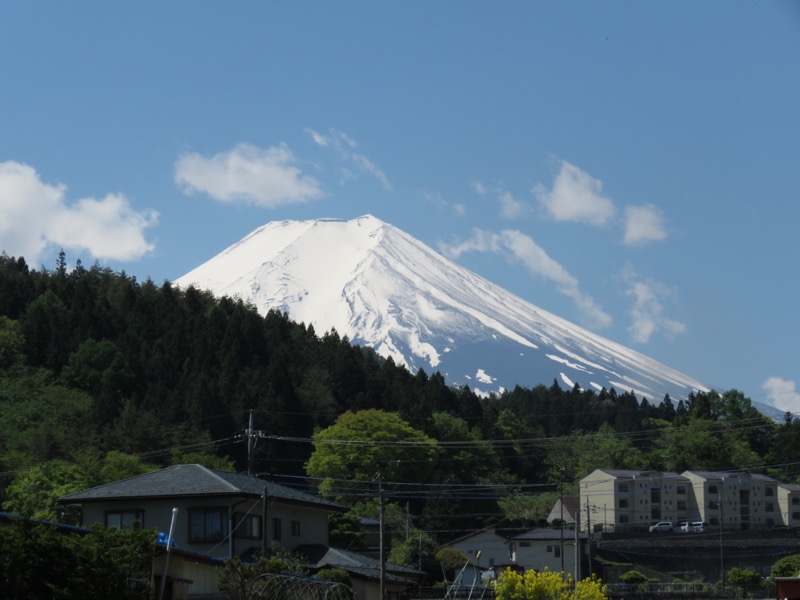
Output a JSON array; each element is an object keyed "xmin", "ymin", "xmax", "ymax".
[
  {"xmin": 762, "ymin": 377, "xmax": 800, "ymax": 414},
  {"xmin": 175, "ymin": 143, "xmax": 323, "ymax": 207},
  {"xmin": 499, "ymin": 191, "xmax": 532, "ymax": 220},
  {"xmin": 306, "ymin": 128, "xmax": 391, "ymax": 191},
  {"xmin": 624, "ymin": 204, "xmax": 668, "ymax": 245},
  {"xmin": 440, "ymin": 228, "xmax": 612, "ymax": 330},
  {"xmin": 622, "ymin": 267, "xmax": 685, "ymax": 343},
  {"xmin": 472, "ymin": 181, "xmax": 488, "ymax": 196},
  {"xmin": 500, "ymin": 229, "xmax": 612, "ymax": 329},
  {"xmin": 439, "ymin": 229, "xmax": 501, "ymax": 259},
  {"xmin": 0, "ymin": 161, "xmax": 156, "ymax": 263},
  {"xmin": 423, "ymin": 191, "xmax": 467, "ymax": 216},
  {"xmin": 472, "ymin": 180, "xmax": 532, "ymax": 220},
  {"xmin": 352, "ymin": 153, "xmax": 392, "ymax": 191},
  {"xmin": 533, "ymin": 160, "xmax": 616, "ymax": 226}
]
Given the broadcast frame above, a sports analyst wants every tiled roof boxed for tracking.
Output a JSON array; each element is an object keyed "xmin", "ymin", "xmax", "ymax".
[
  {"xmin": 58, "ymin": 464, "xmax": 344, "ymax": 511},
  {"xmin": 296, "ymin": 544, "xmax": 424, "ymax": 583},
  {"xmin": 511, "ymin": 528, "xmax": 588, "ymax": 541}
]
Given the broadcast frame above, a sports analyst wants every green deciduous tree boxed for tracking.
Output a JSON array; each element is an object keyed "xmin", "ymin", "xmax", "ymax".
[
  {"xmin": 2, "ymin": 460, "xmax": 93, "ymax": 523},
  {"xmin": 0, "ymin": 520, "xmax": 156, "ymax": 599},
  {"xmin": 2, "ymin": 452, "xmax": 157, "ymax": 524},
  {"xmin": 305, "ymin": 409, "xmax": 438, "ymax": 500},
  {"xmin": 654, "ymin": 419, "xmax": 761, "ymax": 472},
  {"xmin": 727, "ymin": 567, "xmax": 764, "ymax": 593},
  {"xmin": 497, "ymin": 492, "xmax": 558, "ymax": 525},
  {"xmin": 772, "ymin": 553, "xmax": 800, "ymax": 580}
]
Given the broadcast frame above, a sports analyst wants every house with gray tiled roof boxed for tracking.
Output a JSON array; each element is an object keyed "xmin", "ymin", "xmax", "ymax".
[
  {"xmin": 297, "ymin": 544, "xmax": 425, "ymax": 600},
  {"xmin": 59, "ymin": 464, "xmax": 345, "ymax": 558},
  {"xmin": 58, "ymin": 464, "xmax": 346, "ymax": 596}
]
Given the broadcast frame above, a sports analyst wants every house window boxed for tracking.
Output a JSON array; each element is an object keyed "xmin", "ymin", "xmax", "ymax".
[
  {"xmin": 765, "ymin": 503, "xmax": 774, "ymax": 513},
  {"xmin": 291, "ymin": 520, "xmax": 301, "ymax": 536},
  {"xmin": 234, "ymin": 513, "xmax": 262, "ymax": 539},
  {"xmin": 546, "ymin": 545, "xmax": 553, "ymax": 552},
  {"xmin": 792, "ymin": 497, "xmax": 800, "ymax": 506},
  {"xmin": 765, "ymin": 487, "xmax": 774, "ymax": 497},
  {"xmin": 189, "ymin": 507, "xmax": 228, "ymax": 542},
  {"xmin": 708, "ymin": 485, "xmax": 718, "ymax": 494},
  {"xmin": 554, "ymin": 546, "xmax": 560, "ymax": 558},
  {"xmin": 709, "ymin": 500, "xmax": 720, "ymax": 510},
  {"xmin": 618, "ymin": 515, "xmax": 629, "ymax": 523},
  {"xmin": 272, "ymin": 517, "xmax": 282, "ymax": 542},
  {"xmin": 793, "ymin": 512, "xmax": 800, "ymax": 521},
  {"xmin": 619, "ymin": 499, "xmax": 628, "ymax": 508},
  {"xmin": 105, "ymin": 510, "xmax": 143, "ymax": 530},
  {"xmin": 677, "ymin": 501, "xmax": 687, "ymax": 511},
  {"xmin": 618, "ymin": 483, "xmax": 629, "ymax": 493},
  {"xmin": 677, "ymin": 485, "xmax": 687, "ymax": 495}
]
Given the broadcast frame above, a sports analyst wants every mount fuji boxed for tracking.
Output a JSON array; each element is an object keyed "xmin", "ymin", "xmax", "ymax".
[{"xmin": 175, "ymin": 215, "xmax": 711, "ymax": 402}]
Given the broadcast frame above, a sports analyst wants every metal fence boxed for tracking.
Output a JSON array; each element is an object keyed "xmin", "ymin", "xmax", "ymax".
[
  {"xmin": 606, "ymin": 583, "xmax": 772, "ymax": 600},
  {"xmin": 246, "ymin": 573, "xmax": 355, "ymax": 600}
]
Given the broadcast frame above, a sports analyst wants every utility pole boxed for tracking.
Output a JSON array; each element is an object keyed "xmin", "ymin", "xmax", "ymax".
[
  {"xmin": 574, "ymin": 497, "xmax": 580, "ymax": 584},
  {"xmin": 559, "ymin": 467, "xmax": 565, "ymax": 572},
  {"xmin": 377, "ymin": 471, "xmax": 386, "ymax": 600},
  {"xmin": 261, "ymin": 484, "xmax": 269, "ymax": 555},
  {"xmin": 243, "ymin": 409, "xmax": 269, "ymax": 476},
  {"xmin": 585, "ymin": 497, "xmax": 592, "ymax": 577},
  {"xmin": 719, "ymin": 495, "xmax": 725, "ymax": 589}
]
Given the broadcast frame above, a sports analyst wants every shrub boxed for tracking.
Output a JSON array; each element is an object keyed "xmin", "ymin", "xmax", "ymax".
[
  {"xmin": 772, "ymin": 554, "xmax": 800, "ymax": 580},
  {"xmin": 619, "ymin": 570, "xmax": 651, "ymax": 584}
]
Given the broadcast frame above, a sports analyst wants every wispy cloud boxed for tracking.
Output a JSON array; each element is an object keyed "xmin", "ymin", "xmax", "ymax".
[
  {"xmin": 624, "ymin": 204, "xmax": 668, "ymax": 246},
  {"xmin": 0, "ymin": 161, "xmax": 156, "ymax": 263},
  {"xmin": 473, "ymin": 180, "xmax": 533, "ymax": 220},
  {"xmin": 306, "ymin": 128, "xmax": 392, "ymax": 191},
  {"xmin": 622, "ymin": 266, "xmax": 685, "ymax": 343},
  {"xmin": 175, "ymin": 143, "xmax": 323, "ymax": 207},
  {"xmin": 533, "ymin": 160, "xmax": 616, "ymax": 226},
  {"xmin": 499, "ymin": 191, "xmax": 532, "ymax": 220},
  {"xmin": 762, "ymin": 377, "xmax": 800, "ymax": 414},
  {"xmin": 440, "ymin": 228, "xmax": 612, "ymax": 329},
  {"xmin": 423, "ymin": 190, "xmax": 466, "ymax": 216}
]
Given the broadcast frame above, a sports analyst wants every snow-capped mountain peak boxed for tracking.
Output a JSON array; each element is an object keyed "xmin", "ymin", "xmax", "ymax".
[{"xmin": 175, "ymin": 215, "xmax": 710, "ymax": 401}]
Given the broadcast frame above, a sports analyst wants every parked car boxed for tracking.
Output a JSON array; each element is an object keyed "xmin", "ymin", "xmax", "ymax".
[
  {"xmin": 648, "ymin": 521, "xmax": 673, "ymax": 532},
  {"xmin": 681, "ymin": 521, "xmax": 708, "ymax": 533}
]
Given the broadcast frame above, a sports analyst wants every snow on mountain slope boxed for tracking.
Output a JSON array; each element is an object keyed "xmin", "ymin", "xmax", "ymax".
[{"xmin": 175, "ymin": 215, "xmax": 710, "ymax": 401}]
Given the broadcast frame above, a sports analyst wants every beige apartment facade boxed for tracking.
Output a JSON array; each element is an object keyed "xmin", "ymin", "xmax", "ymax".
[{"xmin": 581, "ymin": 468, "xmax": 784, "ymax": 532}]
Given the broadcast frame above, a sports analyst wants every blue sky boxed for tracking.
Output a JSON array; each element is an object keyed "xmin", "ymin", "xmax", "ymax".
[{"xmin": 1, "ymin": 2, "xmax": 799, "ymax": 412}]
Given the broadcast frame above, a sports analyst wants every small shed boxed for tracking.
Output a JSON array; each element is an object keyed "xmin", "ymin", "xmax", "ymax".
[{"xmin": 776, "ymin": 577, "xmax": 800, "ymax": 600}]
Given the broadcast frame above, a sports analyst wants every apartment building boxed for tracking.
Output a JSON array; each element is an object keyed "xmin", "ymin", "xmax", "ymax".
[
  {"xmin": 580, "ymin": 468, "xmax": 784, "ymax": 532},
  {"xmin": 778, "ymin": 483, "xmax": 800, "ymax": 527},
  {"xmin": 580, "ymin": 469, "xmax": 691, "ymax": 533}
]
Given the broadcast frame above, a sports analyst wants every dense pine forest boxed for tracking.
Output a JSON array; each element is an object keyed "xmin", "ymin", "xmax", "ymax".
[{"xmin": 1, "ymin": 252, "xmax": 799, "ymax": 544}]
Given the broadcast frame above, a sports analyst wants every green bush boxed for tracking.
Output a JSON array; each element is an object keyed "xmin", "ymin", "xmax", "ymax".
[
  {"xmin": 619, "ymin": 570, "xmax": 653, "ymax": 584},
  {"xmin": 772, "ymin": 554, "xmax": 800, "ymax": 580},
  {"xmin": 727, "ymin": 567, "xmax": 763, "ymax": 592}
]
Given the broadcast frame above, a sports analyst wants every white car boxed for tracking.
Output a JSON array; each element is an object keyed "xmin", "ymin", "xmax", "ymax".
[
  {"xmin": 681, "ymin": 521, "xmax": 708, "ymax": 533},
  {"xmin": 648, "ymin": 521, "xmax": 673, "ymax": 532}
]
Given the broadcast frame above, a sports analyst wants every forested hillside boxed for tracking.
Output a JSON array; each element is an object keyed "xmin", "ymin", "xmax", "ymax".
[{"xmin": 1, "ymin": 252, "xmax": 798, "ymax": 543}]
